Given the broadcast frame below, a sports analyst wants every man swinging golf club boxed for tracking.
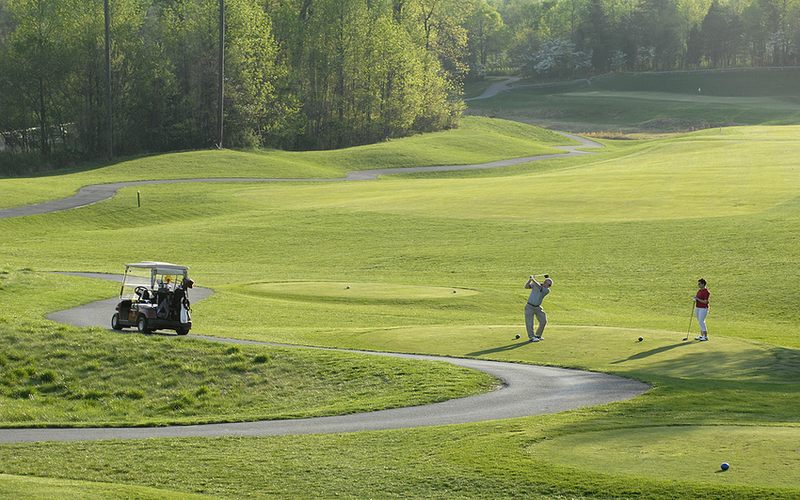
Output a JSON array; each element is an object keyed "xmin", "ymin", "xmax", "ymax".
[{"xmin": 523, "ymin": 274, "xmax": 552, "ymax": 342}]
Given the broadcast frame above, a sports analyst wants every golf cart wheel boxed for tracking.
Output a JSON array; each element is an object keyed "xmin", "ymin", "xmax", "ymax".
[
  {"xmin": 111, "ymin": 313, "xmax": 123, "ymax": 331},
  {"xmin": 137, "ymin": 315, "xmax": 151, "ymax": 334},
  {"xmin": 176, "ymin": 325, "xmax": 190, "ymax": 336}
]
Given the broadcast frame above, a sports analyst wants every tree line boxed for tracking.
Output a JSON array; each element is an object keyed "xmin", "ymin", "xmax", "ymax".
[
  {"xmin": 0, "ymin": 0, "xmax": 493, "ymax": 168},
  {"xmin": 2, "ymin": 0, "xmax": 800, "ymax": 170},
  {"xmin": 484, "ymin": 0, "xmax": 800, "ymax": 78}
]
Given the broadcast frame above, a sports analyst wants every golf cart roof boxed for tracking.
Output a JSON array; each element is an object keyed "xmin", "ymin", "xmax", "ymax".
[{"xmin": 125, "ymin": 262, "xmax": 189, "ymax": 274}]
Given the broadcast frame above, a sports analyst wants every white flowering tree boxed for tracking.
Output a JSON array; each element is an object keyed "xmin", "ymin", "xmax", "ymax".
[{"xmin": 524, "ymin": 39, "xmax": 591, "ymax": 79}]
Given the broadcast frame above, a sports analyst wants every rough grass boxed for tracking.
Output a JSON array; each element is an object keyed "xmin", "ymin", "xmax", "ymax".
[
  {"xmin": 0, "ymin": 119, "xmax": 798, "ymax": 497},
  {"xmin": 0, "ymin": 271, "xmax": 495, "ymax": 427}
]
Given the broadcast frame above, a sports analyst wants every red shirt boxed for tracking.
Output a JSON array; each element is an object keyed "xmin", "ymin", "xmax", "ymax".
[{"xmin": 695, "ymin": 288, "xmax": 710, "ymax": 308}]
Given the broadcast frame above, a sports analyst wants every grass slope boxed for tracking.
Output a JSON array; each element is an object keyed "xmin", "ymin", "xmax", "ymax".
[
  {"xmin": 0, "ymin": 119, "xmax": 798, "ymax": 497},
  {"xmin": 0, "ymin": 116, "xmax": 568, "ymax": 209},
  {"xmin": 467, "ymin": 67, "xmax": 800, "ymax": 132},
  {"xmin": 0, "ymin": 271, "xmax": 494, "ymax": 427}
]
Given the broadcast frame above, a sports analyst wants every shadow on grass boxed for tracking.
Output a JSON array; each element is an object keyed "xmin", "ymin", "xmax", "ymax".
[
  {"xmin": 643, "ymin": 346, "xmax": 800, "ymax": 381},
  {"xmin": 467, "ymin": 341, "xmax": 533, "ymax": 356},
  {"xmin": 0, "ymin": 150, "xmax": 162, "ymax": 179},
  {"xmin": 111, "ymin": 329, "xmax": 181, "ymax": 338},
  {"xmin": 611, "ymin": 342, "xmax": 692, "ymax": 364}
]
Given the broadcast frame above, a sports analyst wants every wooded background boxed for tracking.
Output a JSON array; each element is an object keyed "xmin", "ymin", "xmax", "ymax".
[{"xmin": 1, "ymin": 0, "xmax": 799, "ymax": 170}]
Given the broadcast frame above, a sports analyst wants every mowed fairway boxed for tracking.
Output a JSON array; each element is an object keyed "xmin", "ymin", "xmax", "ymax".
[
  {"xmin": 0, "ymin": 118, "xmax": 798, "ymax": 497},
  {"xmin": 0, "ymin": 116, "xmax": 567, "ymax": 210},
  {"xmin": 467, "ymin": 68, "xmax": 800, "ymax": 132}
]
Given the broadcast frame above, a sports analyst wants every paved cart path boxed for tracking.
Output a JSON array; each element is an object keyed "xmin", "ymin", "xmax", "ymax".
[
  {"xmin": 0, "ymin": 272, "xmax": 647, "ymax": 443},
  {"xmin": 464, "ymin": 76, "xmax": 522, "ymax": 101},
  {"xmin": 0, "ymin": 132, "xmax": 601, "ymax": 219}
]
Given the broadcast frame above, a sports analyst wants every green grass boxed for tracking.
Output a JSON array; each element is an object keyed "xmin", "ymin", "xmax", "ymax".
[
  {"xmin": 467, "ymin": 68, "xmax": 800, "ymax": 132},
  {"xmin": 0, "ymin": 473, "xmax": 212, "ymax": 499},
  {"xmin": 590, "ymin": 68, "xmax": 800, "ymax": 97},
  {"xmin": 0, "ymin": 271, "xmax": 495, "ymax": 427},
  {"xmin": 534, "ymin": 425, "xmax": 800, "ymax": 488},
  {"xmin": 235, "ymin": 281, "xmax": 480, "ymax": 302},
  {"xmin": 0, "ymin": 118, "xmax": 798, "ymax": 497},
  {"xmin": 0, "ymin": 116, "xmax": 568, "ymax": 209},
  {"xmin": 1, "ymin": 421, "xmax": 797, "ymax": 498}
]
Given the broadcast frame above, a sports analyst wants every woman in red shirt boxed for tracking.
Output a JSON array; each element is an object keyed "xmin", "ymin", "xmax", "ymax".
[{"xmin": 693, "ymin": 278, "xmax": 710, "ymax": 341}]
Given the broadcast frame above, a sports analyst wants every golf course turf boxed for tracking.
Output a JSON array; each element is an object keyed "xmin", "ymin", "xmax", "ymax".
[
  {"xmin": 467, "ymin": 68, "xmax": 800, "ymax": 133},
  {"xmin": 0, "ymin": 115, "xmax": 798, "ymax": 497}
]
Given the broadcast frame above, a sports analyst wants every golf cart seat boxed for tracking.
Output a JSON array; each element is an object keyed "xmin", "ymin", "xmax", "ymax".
[{"xmin": 135, "ymin": 286, "xmax": 154, "ymax": 303}]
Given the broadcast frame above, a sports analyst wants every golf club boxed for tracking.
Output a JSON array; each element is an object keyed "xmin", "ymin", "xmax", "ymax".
[
  {"xmin": 683, "ymin": 304, "xmax": 695, "ymax": 341},
  {"xmin": 530, "ymin": 273, "xmax": 550, "ymax": 278}
]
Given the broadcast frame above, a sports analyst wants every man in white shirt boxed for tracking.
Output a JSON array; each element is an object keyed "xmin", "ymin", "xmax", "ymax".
[{"xmin": 524, "ymin": 275, "xmax": 552, "ymax": 342}]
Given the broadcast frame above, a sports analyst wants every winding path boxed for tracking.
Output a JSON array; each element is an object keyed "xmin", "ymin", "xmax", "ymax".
[
  {"xmin": 0, "ymin": 132, "xmax": 601, "ymax": 220},
  {"xmin": 464, "ymin": 76, "xmax": 521, "ymax": 101},
  {"xmin": 0, "ymin": 272, "xmax": 647, "ymax": 443},
  {"xmin": 0, "ymin": 132, "xmax": 641, "ymax": 444}
]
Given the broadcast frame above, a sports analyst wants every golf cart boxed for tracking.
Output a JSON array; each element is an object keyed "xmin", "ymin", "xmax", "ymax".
[{"xmin": 111, "ymin": 262, "xmax": 194, "ymax": 335}]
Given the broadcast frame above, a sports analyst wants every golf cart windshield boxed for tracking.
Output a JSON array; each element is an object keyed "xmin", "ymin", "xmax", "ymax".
[{"xmin": 120, "ymin": 261, "xmax": 190, "ymax": 299}]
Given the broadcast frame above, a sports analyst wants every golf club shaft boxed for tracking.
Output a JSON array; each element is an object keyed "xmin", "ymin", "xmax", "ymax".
[{"xmin": 684, "ymin": 304, "xmax": 695, "ymax": 340}]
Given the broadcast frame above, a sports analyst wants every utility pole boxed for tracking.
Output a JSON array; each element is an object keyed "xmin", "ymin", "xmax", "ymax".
[
  {"xmin": 104, "ymin": 0, "xmax": 113, "ymax": 159},
  {"xmin": 217, "ymin": 0, "xmax": 225, "ymax": 149}
]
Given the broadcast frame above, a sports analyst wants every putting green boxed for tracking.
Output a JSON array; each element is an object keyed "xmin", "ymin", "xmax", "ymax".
[
  {"xmin": 530, "ymin": 425, "xmax": 800, "ymax": 488},
  {"xmin": 235, "ymin": 281, "xmax": 479, "ymax": 302}
]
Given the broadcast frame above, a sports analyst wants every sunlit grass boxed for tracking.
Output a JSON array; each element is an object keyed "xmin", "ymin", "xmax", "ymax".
[
  {"xmin": 532, "ymin": 425, "xmax": 800, "ymax": 489},
  {"xmin": 2, "ymin": 419, "xmax": 797, "ymax": 498},
  {"xmin": 0, "ymin": 116, "xmax": 569, "ymax": 209},
  {"xmin": 0, "ymin": 119, "xmax": 798, "ymax": 497},
  {"xmin": 234, "ymin": 281, "xmax": 480, "ymax": 302},
  {"xmin": 0, "ymin": 271, "xmax": 495, "ymax": 427},
  {"xmin": 0, "ymin": 473, "xmax": 213, "ymax": 499}
]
